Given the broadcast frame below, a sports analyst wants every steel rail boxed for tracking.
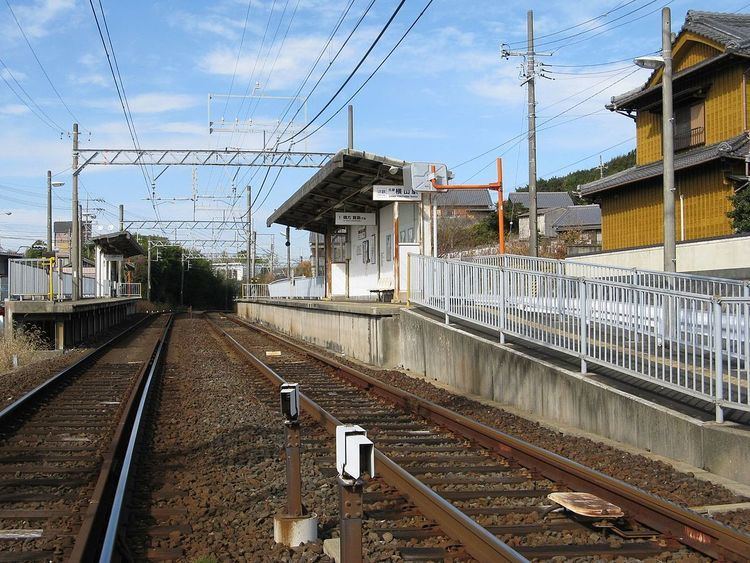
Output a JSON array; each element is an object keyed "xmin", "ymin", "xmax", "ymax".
[
  {"xmin": 204, "ymin": 315, "xmax": 525, "ymax": 563},
  {"xmin": 70, "ymin": 314, "xmax": 174, "ymax": 562},
  {"xmin": 226, "ymin": 314, "xmax": 750, "ymax": 562},
  {"xmin": 0, "ymin": 314, "xmax": 154, "ymax": 428},
  {"xmin": 98, "ymin": 314, "xmax": 174, "ymax": 562}
]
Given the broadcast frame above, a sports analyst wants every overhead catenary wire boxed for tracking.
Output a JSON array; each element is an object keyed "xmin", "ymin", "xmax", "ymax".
[
  {"xmin": 0, "ymin": 57, "xmax": 65, "ymax": 133},
  {"xmin": 4, "ymin": 0, "xmax": 83, "ymax": 127},
  {"xmin": 285, "ymin": 0, "xmax": 435, "ymax": 147},
  {"xmin": 279, "ymin": 0, "xmax": 408, "ymax": 144}
]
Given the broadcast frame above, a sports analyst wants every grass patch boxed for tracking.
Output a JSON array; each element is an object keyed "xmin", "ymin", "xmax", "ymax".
[{"xmin": 0, "ymin": 325, "xmax": 48, "ymax": 372}]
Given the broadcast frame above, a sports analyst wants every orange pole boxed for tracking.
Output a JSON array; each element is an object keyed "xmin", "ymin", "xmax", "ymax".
[{"xmin": 430, "ymin": 158, "xmax": 505, "ymax": 254}]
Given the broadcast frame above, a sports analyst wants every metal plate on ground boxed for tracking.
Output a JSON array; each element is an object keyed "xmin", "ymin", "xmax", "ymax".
[
  {"xmin": 547, "ymin": 492, "xmax": 624, "ymax": 518},
  {"xmin": 265, "ymin": 351, "xmax": 281, "ymax": 357}
]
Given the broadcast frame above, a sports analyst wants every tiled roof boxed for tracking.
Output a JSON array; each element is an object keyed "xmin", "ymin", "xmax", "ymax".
[
  {"xmin": 552, "ymin": 205, "xmax": 602, "ymax": 231},
  {"xmin": 609, "ymin": 11, "xmax": 750, "ymax": 110},
  {"xmin": 508, "ymin": 191, "xmax": 574, "ymax": 209},
  {"xmin": 579, "ymin": 133, "xmax": 749, "ymax": 196},
  {"xmin": 684, "ymin": 11, "xmax": 750, "ymax": 53},
  {"xmin": 434, "ymin": 189, "xmax": 494, "ymax": 209}
]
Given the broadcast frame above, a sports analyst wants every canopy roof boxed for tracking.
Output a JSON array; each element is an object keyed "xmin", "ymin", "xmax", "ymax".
[
  {"xmin": 267, "ymin": 149, "xmax": 408, "ymax": 234},
  {"xmin": 91, "ymin": 231, "xmax": 144, "ymax": 258}
]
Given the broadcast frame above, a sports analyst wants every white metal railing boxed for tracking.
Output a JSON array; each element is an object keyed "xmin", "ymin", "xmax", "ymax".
[
  {"xmin": 268, "ymin": 276, "xmax": 325, "ymax": 299},
  {"xmin": 410, "ymin": 254, "xmax": 750, "ymax": 421},
  {"xmin": 8, "ymin": 258, "xmax": 100, "ymax": 301},
  {"xmin": 469, "ymin": 253, "xmax": 749, "ymax": 298},
  {"xmin": 117, "ymin": 282, "xmax": 142, "ymax": 297},
  {"xmin": 241, "ymin": 283, "xmax": 271, "ymax": 298}
]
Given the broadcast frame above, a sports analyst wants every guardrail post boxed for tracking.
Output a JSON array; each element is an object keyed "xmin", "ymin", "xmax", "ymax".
[
  {"xmin": 443, "ymin": 260, "xmax": 450, "ymax": 325},
  {"xmin": 713, "ymin": 299, "xmax": 724, "ymax": 423},
  {"xmin": 578, "ymin": 278, "xmax": 588, "ymax": 374},
  {"xmin": 556, "ymin": 262, "xmax": 564, "ymax": 314}
]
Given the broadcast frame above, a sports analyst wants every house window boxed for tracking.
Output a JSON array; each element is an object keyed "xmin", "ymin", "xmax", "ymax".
[
  {"xmin": 332, "ymin": 229, "xmax": 347, "ymax": 263},
  {"xmin": 674, "ymin": 102, "xmax": 705, "ymax": 151}
]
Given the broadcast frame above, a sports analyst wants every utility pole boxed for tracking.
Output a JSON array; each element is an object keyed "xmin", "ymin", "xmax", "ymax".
[
  {"xmin": 71, "ymin": 123, "xmax": 80, "ymax": 300},
  {"xmin": 661, "ymin": 7, "xmax": 676, "ymax": 273},
  {"xmin": 502, "ymin": 11, "xmax": 550, "ymax": 257},
  {"xmin": 147, "ymin": 240, "xmax": 152, "ymax": 302},
  {"xmin": 119, "ymin": 204, "xmax": 124, "ymax": 231},
  {"xmin": 526, "ymin": 10, "xmax": 538, "ymax": 257},
  {"xmin": 47, "ymin": 171, "xmax": 52, "ymax": 253},
  {"xmin": 180, "ymin": 252, "xmax": 185, "ymax": 307},
  {"xmin": 347, "ymin": 105, "xmax": 354, "ymax": 150},
  {"xmin": 251, "ymin": 231, "xmax": 256, "ymax": 280},
  {"xmin": 246, "ymin": 187, "xmax": 251, "ymax": 285}
]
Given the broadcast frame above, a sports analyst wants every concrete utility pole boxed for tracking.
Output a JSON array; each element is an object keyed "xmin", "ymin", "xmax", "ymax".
[
  {"xmin": 119, "ymin": 204, "xmax": 124, "ymax": 231},
  {"xmin": 661, "ymin": 7, "xmax": 676, "ymax": 273},
  {"xmin": 47, "ymin": 171, "xmax": 52, "ymax": 253},
  {"xmin": 526, "ymin": 10, "xmax": 538, "ymax": 257},
  {"xmin": 251, "ymin": 231, "xmax": 256, "ymax": 280},
  {"xmin": 147, "ymin": 240, "xmax": 152, "ymax": 302},
  {"xmin": 246, "ymin": 187, "xmax": 251, "ymax": 285},
  {"xmin": 71, "ymin": 123, "xmax": 80, "ymax": 300},
  {"xmin": 347, "ymin": 105, "xmax": 354, "ymax": 150}
]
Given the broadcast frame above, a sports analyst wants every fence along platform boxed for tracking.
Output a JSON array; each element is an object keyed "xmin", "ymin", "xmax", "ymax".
[
  {"xmin": 8, "ymin": 259, "xmax": 140, "ymax": 300},
  {"xmin": 409, "ymin": 254, "xmax": 750, "ymax": 422}
]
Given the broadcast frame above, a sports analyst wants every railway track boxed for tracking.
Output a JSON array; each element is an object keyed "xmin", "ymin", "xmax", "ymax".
[
  {"xmin": 207, "ymin": 312, "xmax": 750, "ymax": 562},
  {"xmin": 0, "ymin": 313, "xmax": 172, "ymax": 562}
]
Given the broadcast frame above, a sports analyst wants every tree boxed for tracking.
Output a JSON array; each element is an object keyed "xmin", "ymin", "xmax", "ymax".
[
  {"xmin": 24, "ymin": 240, "xmax": 47, "ymax": 258},
  {"xmin": 294, "ymin": 260, "xmax": 312, "ymax": 277},
  {"xmin": 728, "ymin": 186, "xmax": 750, "ymax": 233}
]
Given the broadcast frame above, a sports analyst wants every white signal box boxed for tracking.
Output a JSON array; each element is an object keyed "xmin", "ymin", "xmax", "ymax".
[
  {"xmin": 336, "ymin": 424, "xmax": 375, "ymax": 480},
  {"xmin": 404, "ymin": 162, "xmax": 449, "ymax": 192},
  {"xmin": 280, "ymin": 383, "xmax": 300, "ymax": 422}
]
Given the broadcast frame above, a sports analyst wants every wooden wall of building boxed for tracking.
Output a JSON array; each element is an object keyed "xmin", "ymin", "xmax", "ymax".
[
  {"xmin": 634, "ymin": 34, "xmax": 746, "ymax": 166},
  {"xmin": 599, "ymin": 162, "xmax": 737, "ymax": 250}
]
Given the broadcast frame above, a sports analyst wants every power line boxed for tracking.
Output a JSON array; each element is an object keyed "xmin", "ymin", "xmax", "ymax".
[
  {"xmin": 221, "ymin": 0, "xmax": 257, "ymax": 118},
  {"xmin": 4, "ymin": 0, "xmax": 82, "ymax": 126},
  {"xmin": 280, "ymin": 0, "xmax": 407, "ymax": 144},
  {"xmin": 504, "ymin": 0, "xmax": 642, "ymax": 47},
  {"xmin": 288, "ymin": 0, "xmax": 434, "ymax": 147},
  {"xmin": 542, "ymin": 52, "xmax": 658, "ymax": 68},
  {"xmin": 540, "ymin": 137, "xmax": 635, "ymax": 177},
  {"xmin": 0, "ymin": 57, "xmax": 65, "ymax": 132}
]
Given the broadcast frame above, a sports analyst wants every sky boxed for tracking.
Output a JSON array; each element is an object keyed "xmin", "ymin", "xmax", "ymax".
[{"xmin": 0, "ymin": 0, "xmax": 747, "ymax": 260}]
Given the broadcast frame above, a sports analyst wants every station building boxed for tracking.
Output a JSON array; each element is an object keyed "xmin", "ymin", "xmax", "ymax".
[{"xmin": 266, "ymin": 149, "xmax": 473, "ymax": 301}]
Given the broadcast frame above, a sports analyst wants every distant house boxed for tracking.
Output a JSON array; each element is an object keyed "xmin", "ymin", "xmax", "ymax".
[
  {"xmin": 551, "ymin": 204, "xmax": 603, "ymax": 245},
  {"xmin": 0, "ymin": 249, "xmax": 21, "ymax": 301},
  {"xmin": 579, "ymin": 10, "xmax": 750, "ymax": 251},
  {"xmin": 507, "ymin": 191, "xmax": 574, "ymax": 210},
  {"xmin": 54, "ymin": 219, "xmax": 93, "ymax": 258},
  {"xmin": 518, "ymin": 204, "xmax": 602, "ymax": 247},
  {"xmin": 434, "ymin": 189, "xmax": 495, "ymax": 218}
]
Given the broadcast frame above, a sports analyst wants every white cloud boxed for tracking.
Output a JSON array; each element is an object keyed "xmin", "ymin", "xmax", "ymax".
[
  {"xmin": 0, "ymin": 103, "xmax": 31, "ymax": 115},
  {"xmin": 8, "ymin": 0, "xmax": 76, "ymax": 39},
  {"xmin": 84, "ymin": 93, "xmax": 200, "ymax": 114}
]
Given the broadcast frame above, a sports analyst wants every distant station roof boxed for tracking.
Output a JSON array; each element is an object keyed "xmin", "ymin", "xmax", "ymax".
[
  {"xmin": 267, "ymin": 149, "xmax": 407, "ymax": 234},
  {"xmin": 90, "ymin": 231, "xmax": 144, "ymax": 258},
  {"xmin": 508, "ymin": 191, "xmax": 573, "ymax": 210}
]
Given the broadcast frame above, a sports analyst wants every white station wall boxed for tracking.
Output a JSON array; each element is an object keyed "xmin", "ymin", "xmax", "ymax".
[{"xmin": 347, "ymin": 222, "xmax": 380, "ymax": 297}]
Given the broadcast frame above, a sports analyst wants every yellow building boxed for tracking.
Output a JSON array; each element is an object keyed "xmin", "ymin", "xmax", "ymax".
[{"xmin": 579, "ymin": 11, "xmax": 750, "ymax": 251}]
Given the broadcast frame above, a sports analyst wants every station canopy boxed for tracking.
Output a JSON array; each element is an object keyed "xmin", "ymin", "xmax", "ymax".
[
  {"xmin": 90, "ymin": 231, "xmax": 144, "ymax": 258},
  {"xmin": 267, "ymin": 149, "xmax": 408, "ymax": 234}
]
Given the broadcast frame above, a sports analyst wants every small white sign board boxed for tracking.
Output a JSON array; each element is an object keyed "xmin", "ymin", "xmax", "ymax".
[
  {"xmin": 335, "ymin": 212, "xmax": 376, "ymax": 226},
  {"xmin": 372, "ymin": 185, "xmax": 421, "ymax": 202},
  {"xmin": 404, "ymin": 162, "xmax": 448, "ymax": 192},
  {"xmin": 103, "ymin": 254, "xmax": 124, "ymax": 261}
]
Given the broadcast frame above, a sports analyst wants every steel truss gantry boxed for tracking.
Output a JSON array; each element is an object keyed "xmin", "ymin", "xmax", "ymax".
[{"xmin": 75, "ymin": 148, "xmax": 334, "ymax": 174}]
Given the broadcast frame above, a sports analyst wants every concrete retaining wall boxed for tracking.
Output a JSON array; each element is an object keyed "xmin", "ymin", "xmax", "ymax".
[
  {"xmin": 236, "ymin": 300, "xmax": 401, "ymax": 368},
  {"xmin": 400, "ymin": 308, "xmax": 750, "ymax": 485}
]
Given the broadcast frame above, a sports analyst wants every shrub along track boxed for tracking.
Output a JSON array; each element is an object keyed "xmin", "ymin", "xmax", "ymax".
[
  {"xmin": 0, "ymin": 313, "xmax": 171, "ymax": 562},
  {"xmin": 206, "ymin": 312, "xmax": 750, "ymax": 562},
  {"xmin": 120, "ymin": 316, "xmax": 459, "ymax": 562}
]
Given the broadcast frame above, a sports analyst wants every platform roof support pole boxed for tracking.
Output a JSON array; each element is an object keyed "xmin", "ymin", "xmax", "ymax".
[
  {"xmin": 392, "ymin": 202, "xmax": 400, "ymax": 302},
  {"xmin": 325, "ymin": 229, "xmax": 333, "ymax": 299}
]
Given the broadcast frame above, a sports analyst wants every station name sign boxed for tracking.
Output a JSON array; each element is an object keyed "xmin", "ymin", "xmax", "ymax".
[
  {"xmin": 335, "ymin": 212, "xmax": 376, "ymax": 226},
  {"xmin": 372, "ymin": 185, "xmax": 420, "ymax": 202}
]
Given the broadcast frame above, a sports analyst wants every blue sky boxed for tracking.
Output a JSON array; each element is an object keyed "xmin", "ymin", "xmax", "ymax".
[{"xmin": 0, "ymin": 0, "xmax": 747, "ymax": 259}]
